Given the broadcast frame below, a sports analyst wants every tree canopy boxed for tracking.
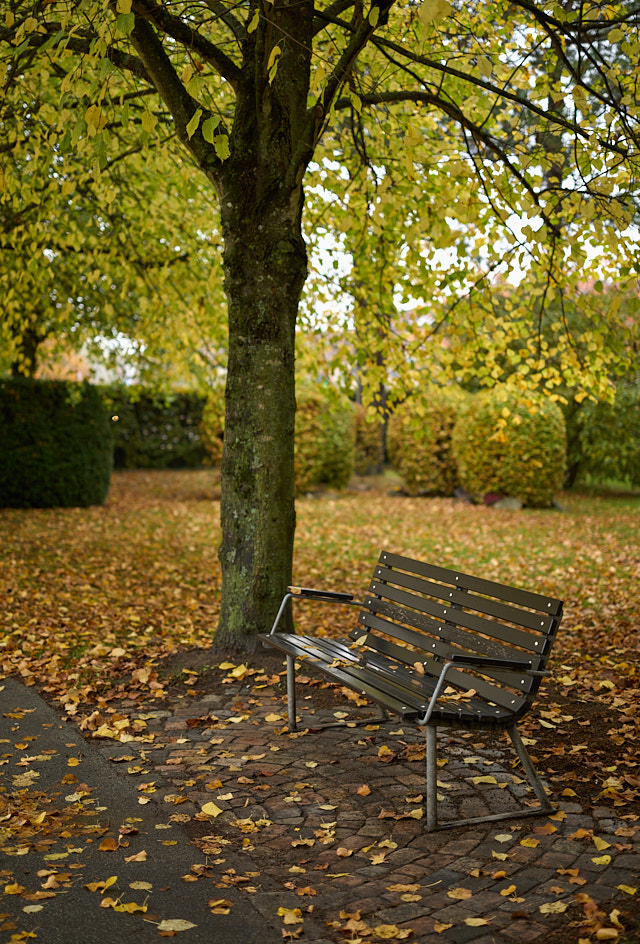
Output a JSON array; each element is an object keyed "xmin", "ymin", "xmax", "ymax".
[{"xmin": 1, "ymin": 0, "xmax": 639, "ymax": 647}]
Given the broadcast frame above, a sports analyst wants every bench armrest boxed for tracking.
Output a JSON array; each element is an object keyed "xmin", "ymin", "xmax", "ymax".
[
  {"xmin": 268, "ymin": 587, "xmax": 362, "ymax": 635},
  {"xmin": 417, "ymin": 654, "xmax": 543, "ymax": 727},
  {"xmin": 289, "ymin": 586, "xmax": 355, "ymax": 602}
]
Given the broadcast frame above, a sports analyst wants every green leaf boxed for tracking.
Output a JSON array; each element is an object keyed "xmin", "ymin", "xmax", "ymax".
[
  {"xmin": 247, "ymin": 11, "xmax": 259, "ymax": 33},
  {"xmin": 186, "ymin": 108, "xmax": 202, "ymax": 140},
  {"xmin": 116, "ymin": 12, "xmax": 135, "ymax": 35},
  {"xmin": 214, "ymin": 134, "xmax": 230, "ymax": 161},
  {"xmin": 419, "ymin": 0, "xmax": 453, "ymax": 26},
  {"xmin": 202, "ymin": 115, "xmax": 220, "ymax": 144}
]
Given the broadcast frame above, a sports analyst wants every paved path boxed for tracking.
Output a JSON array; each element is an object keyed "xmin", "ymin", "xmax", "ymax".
[{"xmin": 1, "ymin": 672, "xmax": 638, "ymax": 943}]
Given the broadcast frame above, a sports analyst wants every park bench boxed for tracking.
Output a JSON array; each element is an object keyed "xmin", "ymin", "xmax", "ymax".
[{"xmin": 260, "ymin": 550, "xmax": 564, "ymax": 830}]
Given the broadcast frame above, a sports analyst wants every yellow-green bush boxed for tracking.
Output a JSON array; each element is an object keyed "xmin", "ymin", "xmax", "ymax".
[
  {"xmin": 199, "ymin": 388, "xmax": 225, "ymax": 466},
  {"xmin": 295, "ymin": 388, "xmax": 355, "ymax": 495},
  {"xmin": 354, "ymin": 405, "xmax": 384, "ymax": 475},
  {"xmin": 387, "ymin": 389, "xmax": 464, "ymax": 496},
  {"xmin": 451, "ymin": 387, "xmax": 567, "ymax": 507}
]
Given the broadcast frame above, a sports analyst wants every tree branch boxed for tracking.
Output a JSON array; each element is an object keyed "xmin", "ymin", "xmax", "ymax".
[{"xmin": 131, "ymin": 0, "xmax": 242, "ymax": 89}]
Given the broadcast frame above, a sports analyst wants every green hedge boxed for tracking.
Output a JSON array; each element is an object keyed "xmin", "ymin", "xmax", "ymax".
[
  {"xmin": 387, "ymin": 389, "xmax": 465, "ymax": 496},
  {"xmin": 295, "ymin": 388, "xmax": 355, "ymax": 494},
  {"xmin": 0, "ymin": 378, "xmax": 112, "ymax": 508},
  {"xmin": 451, "ymin": 387, "xmax": 567, "ymax": 507},
  {"xmin": 103, "ymin": 386, "xmax": 207, "ymax": 469}
]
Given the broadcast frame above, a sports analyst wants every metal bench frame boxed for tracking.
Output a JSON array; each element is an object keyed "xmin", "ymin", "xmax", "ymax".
[{"xmin": 260, "ymin": 550, "xmax": 563, "ymax": 831}]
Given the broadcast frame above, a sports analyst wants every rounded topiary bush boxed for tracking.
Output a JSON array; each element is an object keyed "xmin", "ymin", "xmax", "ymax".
[
  {"xmin": 0, "ymin": 378, "xmax": 113, "ymax": 508},
  {"xmin": 354, "ymin": 405, "xmax": 385, "ymax": 475},
  {"xmin": 387, "ymin": 389, "xmax": 465, "ymax": 496},
  {"xmin": 451, "ymin": 387, "xmax": 567, "ymax": 507},
  {"xmin": 295, "ymin": 388, "xmax": 355, "ymax": 495}
]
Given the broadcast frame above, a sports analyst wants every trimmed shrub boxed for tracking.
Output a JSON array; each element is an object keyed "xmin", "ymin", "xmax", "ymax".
[
  {"xmin": 354, "ymin": 405, "xmax": 385, "ymax": 475},
  {"xmin": 387, "ymin": 389, "xmax": 465, "ymax": 496},
  {"xmin": 295, "ymin": 388, "xmax": 355, "ymax": 494},
  {"xmin": 199, "ymin": 388, "xmax": 225, "ymax": 467},
  {"xmin": 103, "ymin": 386, "xmax": 207, "ymax": 469},
  {"xmin": 0, "ymin": 378, "xmax": 112, "ymax": 508},
  {"xmin": 451, "ymin": 387, "xmax": 566, "ymax": 507}
]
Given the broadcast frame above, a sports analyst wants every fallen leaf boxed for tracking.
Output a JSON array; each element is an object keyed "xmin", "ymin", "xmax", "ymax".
[
  {"xmin": 201, "ymin": 802, "xmax": 224, "ymax": 818},
  {"xmin": 617, "ymin": 885, "xmax": 637, "ymax": 895},
  {"xmin": 539, "ymin": 901, "xmax": 569, "ymax": 914},
  {"xmin": 124, "ymin": 850, "xmax": 147, "ymax": 862},
  {"xmin": 156, "ymin": 919, "xmax": 197, "ymax": 931},
  {"xmin": 448, "ymin": 887, "xmax": 472, "ymax": 900},
  {"xmin": 277, "ymin": 907, "xmax": 304, "ymax": 925}
]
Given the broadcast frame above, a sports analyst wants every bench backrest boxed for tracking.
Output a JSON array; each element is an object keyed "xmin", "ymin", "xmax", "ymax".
[{"xmin": 348, "ymin": 551, "xmax": 563, "ymax": 719}]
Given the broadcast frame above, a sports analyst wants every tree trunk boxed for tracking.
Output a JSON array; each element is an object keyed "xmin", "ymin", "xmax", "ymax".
[{"xmin": 213, "ymin": 175, "xmax": 307, "ymax": 651}]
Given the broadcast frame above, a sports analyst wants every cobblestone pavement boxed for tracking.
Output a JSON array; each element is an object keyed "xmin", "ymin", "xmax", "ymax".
[{"xmin": 94, "ymin": 672, "xmax": 640, "ymax": 944}]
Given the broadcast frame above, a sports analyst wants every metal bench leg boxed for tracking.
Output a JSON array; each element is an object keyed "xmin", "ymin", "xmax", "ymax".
[
  {"xmin": 426, "ymin": 725, "xmax": 438, "ymax": 831},
  {"xmin": 509, "ymin": 725, "xmax": 554, "ymax": 813},
  {"xmin": 286, "ymin": 654, "xmax": 297, "ymax": 732}
]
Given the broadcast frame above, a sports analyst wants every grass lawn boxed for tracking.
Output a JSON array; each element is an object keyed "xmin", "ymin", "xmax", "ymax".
[{"xmin": 1, "ymin": 467, "xmax": 638, "ymax": 712}]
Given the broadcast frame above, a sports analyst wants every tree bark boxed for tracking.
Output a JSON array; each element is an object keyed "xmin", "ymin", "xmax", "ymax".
[
  {"xmin": 211, "ymin": 6, "xmax": 315, "ymax": 649},
  {"xmin": 214, "ymin": 183, "xmax": 307, "ymax": 649}
]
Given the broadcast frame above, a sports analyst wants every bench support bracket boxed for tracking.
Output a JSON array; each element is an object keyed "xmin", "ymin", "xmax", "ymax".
[{"xmin": 425, "ymin": 723, "xmax": 555, "ymax": 831}]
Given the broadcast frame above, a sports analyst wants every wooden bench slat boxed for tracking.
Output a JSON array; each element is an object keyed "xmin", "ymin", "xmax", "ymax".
[
  {"xmin": 364, "ymin": 581, "xmax": 549, "ymax": 656},
  {"xmin": 359, "ymin": 637, "xmax": 531, "ymax": 714},
  {"xmin": 357, "ymin": 610, "xmax": 538, "ymax": 704},
  {"xmin": 372, "ymin": 564, "xmax": 557, "ymax": 635},
  {"xmin": 359, "ymin": 596, "xmax": 544, "ymax": 667},
  {"xmin": 379, "ymin": 551, "xmax": 563, "ymax": 616}
]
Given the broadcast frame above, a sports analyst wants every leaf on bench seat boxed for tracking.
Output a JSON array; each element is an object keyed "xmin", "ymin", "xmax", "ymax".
[
  {"xmin": 443, "ymin": 687, "xmax": 478, "ymax": 702},
  {"xmin": 413, "ymin": 662, "xmax": 426, "ymax": 675},
  {"xmin": 352, "ymin": 635, "xmax": 368, "ymax": 647}
]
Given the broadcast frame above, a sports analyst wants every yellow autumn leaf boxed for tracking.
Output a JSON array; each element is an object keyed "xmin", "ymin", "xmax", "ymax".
[
  {"xmin": 539, "ymin": 900, "xmax": 569, "ymax": 914},
  {"xmin": 434, "ymin": 921, "xmax": 453, "ymax": 932},
  {"xmin": 448, "ymin": 887, "xmax": 472, "ymax": 900},
  {"xmin": 500, "ymin": 884, "xmax": 517, "ymax": 896},
  {"xmin": 201, "ymin": 802, "xmax": 223, "ymax": 818},
  {"xmin": 4, "ymin": 883, "xmax": 26, "ymax": 895},
  {"xmin": 617, "ymin": 885, "xmax": 637, "ymax": 895},
  {"xmin": 464, "ymin": 918, "xmax": 490, "ymax": 926},
  {"xmin": 520, "ymin": 838, "xmax": 540, "ymax": 848},
  {"xmin": 593, "ymin": 836, "xmax": 611, "ymax": 851},
  {"xmin": 373, "ymin": 925, "xmax": 412, "ymax": 939},
  {"xmin": 277, "ymin": 907, "xmax": 304, "ymax": 925},
  {"xmin": 592, "ymin": 855, "xmax": 612, "ymax": 865}
]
